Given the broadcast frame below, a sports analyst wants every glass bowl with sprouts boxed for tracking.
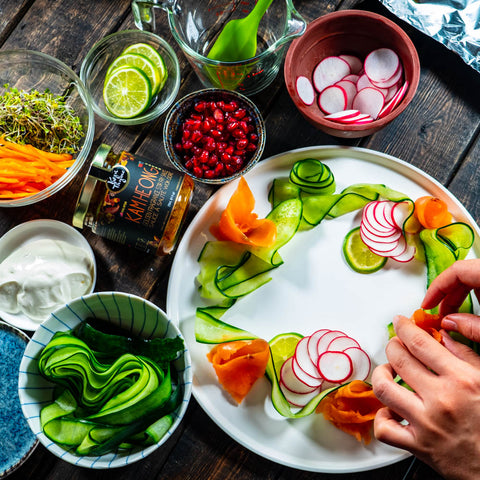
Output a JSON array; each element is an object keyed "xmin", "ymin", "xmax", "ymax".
[{"xmin": 0, "ymin": 50, "xmax": 94, "ymax": 207}]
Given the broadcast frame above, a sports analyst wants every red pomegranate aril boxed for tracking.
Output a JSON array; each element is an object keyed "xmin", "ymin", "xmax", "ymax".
[
  {"xmin": 204, "ymin": 169, "xmax": 216, "ymax": 179},
  {"xmin": 199, "ymin": 150, "xmax": 209, "ymax": 163},
  {"xmin": 193, "ymin": 166, "xmax": 203, "ymax": 177},
  {"xmin": 204, "ymin": 137, "xmax": 216, "ymax": 151},
  {"xmin": 239, "ymin": 120, "xmax": 248, "ymax": 131},
  {"xmin": 246, "ymin": 143, "xmax": 257, "ymax": 152},
  {"xmin": 194, "ymin": 101, "xmax": 206, "ymax": 112},
  {"xmin": 226, "ymin": 121, "xmax": 239, "ymax": 132},
  {"xmin": 221, "ymin": 152, "xmax": 232, "ymax": 163},
  {"xmin": 211, "ymin": 129, "xmax": 222, "ymax": 139},
  {"xmin": 232, "ymin": 128, "xmax": 246, "ymax": 139},
  {"xmin": 185, "ymin": 159, "xmax": 193, "ymax": 170},
  {"xmin": 233, "ymin": 108, "xmax": 247, "ymax": 119},
  {"xmin": 236, "ymin": 139, "xmax": 248, "ymax": 150},
  {"xmin": 182, "ymin": 140, "xmax": 193, "ymax": 150},
  {"xmin": 223, "ymin": 101, "xmax": 238, "ymax": 112},
  {"xmin": 201, "ymin": 119, "xmax": 212, "ymax": 132},
  {"xmin": 213, "ymin": 108, "xmax": 224, "ymax": 123},
  {"xmin": 249, "ymin": 133, "xmax": 258, "ymax": 142},
  {"xmin": 191, "ymin": 130, "xmax": 202, "ymax": 143},
  {"xmin": 225, "ymin": 145, "xmax": 235, "ymax": 155}
]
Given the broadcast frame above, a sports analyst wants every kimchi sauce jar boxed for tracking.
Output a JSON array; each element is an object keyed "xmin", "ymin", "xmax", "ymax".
[{"xmin": 73, "ymin": 144, "xmax": 194, "ymax": 255}]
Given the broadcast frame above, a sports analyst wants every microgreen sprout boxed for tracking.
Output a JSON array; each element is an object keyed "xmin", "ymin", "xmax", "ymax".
[{"xmin": 0, "ymin": 84, "xmax": 85, "ymax": 154}]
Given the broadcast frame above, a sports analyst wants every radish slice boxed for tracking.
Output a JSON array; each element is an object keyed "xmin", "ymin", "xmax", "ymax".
[
  {"xmin": 369, "ymin": 234, "xmax": 408, "ymax": 257},
  {"xmin": 318, "ymin": 85, "xmax": 347, "ymax": 114},
  {"xmin": 294, "ymin": 336, "xmax": 322, "ymax": 379},
  {"xmin": 317, "ymin": 351, "xmax": 353, "ymax": 383},
  {"xmin": 362, "ymin": 201, "xmax": 396, "ymax": 234},
  {"xmin": 280, "ymin": 357, "xmax": 318, "ymax": 394},
  {"xmin": 291, "ymin": 356, "xmax": 323, "ymax": 388},
  {"xmin": 364, "ymin": 48, "xmax": 400, "ymax": 84},
  {"xmin": 335, "ymin": 80, "xmax": 357, "ymax": 109},
  {"xmin": 313, "ymin": 56, "xmax": 351, "ymax": 93},
  {"xmin": 360, "ymin": 224, "xmax": 401, "ymax": 246},
  {"xmin": 307, "ymin": 329, "xmax": 330, "ymax": 364},
  {"xmin": 390, "ymin": 201, "xmax": 411, "ymax": 228},
  {"xmin": 324, "ymin": 109, "xmax": 360, "ymax": 121},
  {"xmin": 378, "ymin": 81, "xmax": 409, "ymax": 118},
  {"xmin": 280, "ymin": 382, "xmax": 322, "ymax": 407},
  {"xmin": 295, "ymin": 75, "xmax": 315, "ymax": 106},
  {"xmin": 370, "ymin": 63, "xmax": 403, "ymax": 89},
  {"xmin": 327, "ymin": 335, "xmax": 360, "ymax": 352},
  {"xmin": 316, "ymin": 330, "xmax": 346, "ymax": 356},
  {"xmin": 339, "ymin": 54, "xmax": 363, "ymax": 74},
  {"xmin": 385, "ymin": 83, "xmax": 400, "ymax": 103},
  {"xmin": 352, "ymin": 87, "xmax": 385, "ymax": 120},
  {"xmin": 341, "ymin": 113, "xmax": 372, "ymax": 123},
  {"xmin": 343, "ymin": 347, "xmax": 371, "ymax": 382},
  {"xmin": 392, "ymin": 243, "xmax": 416, "ymax": 263},
  {"xmin": 356, "ymin": 74, "xmax": 388, "ymax": 98},
  {"xmin": 350, "ymin": 116, "xmax": 374, "ymax": 125},
  {"xmin": 343, "ymin": 74, "xmax": 359, "ymax": 84}
]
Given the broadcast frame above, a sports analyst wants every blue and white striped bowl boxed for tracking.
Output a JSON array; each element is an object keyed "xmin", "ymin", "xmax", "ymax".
[{"xmin": 18, "ymin": 291, "xmax": 192, "ymax": 469}]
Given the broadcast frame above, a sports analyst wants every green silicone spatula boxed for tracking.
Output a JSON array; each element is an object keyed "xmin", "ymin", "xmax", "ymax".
[{"xmin": 207, "ymin": 0, "xmax": 275, "ymax": 62}]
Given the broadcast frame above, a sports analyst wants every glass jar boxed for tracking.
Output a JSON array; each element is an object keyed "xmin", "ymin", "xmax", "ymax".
[{"xmin": 73, "ymin": 144, "xmax": 194, "ymax": 255}]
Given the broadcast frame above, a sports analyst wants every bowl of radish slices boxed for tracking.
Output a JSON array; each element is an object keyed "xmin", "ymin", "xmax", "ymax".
[{"xmin": 284, "ymin": 10, "xmax": 420, "ymax": 138}]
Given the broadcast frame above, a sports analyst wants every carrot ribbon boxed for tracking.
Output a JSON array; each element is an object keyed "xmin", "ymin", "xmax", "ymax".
[
  {"xmin": 207, "ymin": 339, "xmax": 270, "ymax": 404},
  {"xmin": 210, "ymin": 177, "xmax": 277, "ymax": 247}
]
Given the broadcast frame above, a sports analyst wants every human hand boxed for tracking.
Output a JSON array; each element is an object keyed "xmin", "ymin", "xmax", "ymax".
[
  {"xmin": 422, "ymin": 259, "xmax": 480, "ymax": 342},
  {"xmin": 372, "ymin": 315, "xmax": 480, "ymax": 480}
]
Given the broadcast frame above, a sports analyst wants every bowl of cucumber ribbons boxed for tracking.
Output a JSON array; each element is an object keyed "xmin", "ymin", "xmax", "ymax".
[{"xmin": 18, "ymin": 291, "xmax": 192, "ymax": 468}]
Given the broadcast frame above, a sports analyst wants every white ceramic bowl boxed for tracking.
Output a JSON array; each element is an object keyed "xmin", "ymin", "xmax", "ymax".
[
  {"xmin": 18, "ymin": 291, "xmax": 192, "ymax": 469},
  {"xmin": 0, "ymin": 220, "xmax": 96, "ymax": 331}
]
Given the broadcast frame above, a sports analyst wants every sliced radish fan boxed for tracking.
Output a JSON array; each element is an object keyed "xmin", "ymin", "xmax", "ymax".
[
  {"xmin": 360, "ymin": 200, "xmax": 415, "ymax": 263},
  {"xmin": 295, "ymin": 47, "xmax": 408, "ymax": 125},
  {"xmin": 280, "ymin": 328, "xmax": 372, "ymax": 407}
]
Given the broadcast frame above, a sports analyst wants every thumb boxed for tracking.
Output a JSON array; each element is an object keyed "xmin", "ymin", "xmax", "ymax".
[{"xmin": 441, "ymin": 313, "xmax": 480, "ymax": 343}]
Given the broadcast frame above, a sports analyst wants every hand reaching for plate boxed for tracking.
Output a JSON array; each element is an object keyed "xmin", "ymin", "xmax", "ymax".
[{"xmin": 372, "ymin": 259, "xmax": 480, "ymax": 480}]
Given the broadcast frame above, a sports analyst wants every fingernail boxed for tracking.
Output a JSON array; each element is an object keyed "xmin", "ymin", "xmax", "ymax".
[{"xmin": 441, "ymin": 317, "xmax": 458, "ymax": 330}]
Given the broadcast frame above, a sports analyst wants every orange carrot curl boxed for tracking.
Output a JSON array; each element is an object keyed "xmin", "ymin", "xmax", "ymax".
[
  {"xmin": 207, "ymin": 339, "xmax": 270, "ymax": 404},
  {"xmin": 0, "ymin": 136, "xmax": 74, "ymax": 199},
  {"xmin": 317, "ymin": 380, "xmax": 383, "ymax": 444},
  {"xmin": 209, "ymin": 177, "xmax": 277, "ymax": 247},
  {"xmin": 410, "ymin": 308, "xmax": 442, "ymax": 342},
  {"xmin": 414, "ymin": 196, "xmax": 452, "ymax": 229}
]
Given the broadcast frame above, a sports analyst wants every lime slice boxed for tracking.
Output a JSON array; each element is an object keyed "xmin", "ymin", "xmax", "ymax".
[
  {"xmin": 106, "ymin": 52, "xmax": 161, "ymax": 95},
  {"xmin": 343, "ymin": 226, "xmax": 387, "ymax": 274},
  {"xmin": 103, "ymin": 65, "xmax": 152, "ymax": 118},
  {"xmin": 269, "ymin": 332, "xmax": 303, "ymax": 377},
  {"xmin": 122, "ymin": 43, "xmax": 168, "ymax": 92}
]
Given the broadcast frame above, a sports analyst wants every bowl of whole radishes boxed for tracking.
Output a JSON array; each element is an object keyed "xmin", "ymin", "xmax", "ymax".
[{"xmin": 284, "ymin": 10, "xmax": 420, "ymax": 138}]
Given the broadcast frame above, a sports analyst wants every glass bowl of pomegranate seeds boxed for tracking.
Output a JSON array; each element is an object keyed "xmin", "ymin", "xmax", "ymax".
[
  {"xmin": 284, "ymin": 10, "xmax": 420, "ymax": 138},
  {"xmin": 163, "ymin": 89, "xmax": 266, "ymax": 184}
]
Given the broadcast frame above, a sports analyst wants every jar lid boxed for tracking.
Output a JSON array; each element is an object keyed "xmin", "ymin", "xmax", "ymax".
[{"xmin": 72, "ymin": 144, "xmax": 112, "ymax": 229}]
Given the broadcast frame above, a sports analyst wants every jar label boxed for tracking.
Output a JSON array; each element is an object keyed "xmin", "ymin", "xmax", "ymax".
[{"xmin": 91, "ymin": 152, "xmax": 184, "ymax": 254}]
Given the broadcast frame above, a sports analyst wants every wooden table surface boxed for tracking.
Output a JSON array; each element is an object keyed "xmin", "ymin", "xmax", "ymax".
[{"xmin": 2, "ymin": 0, "xmax": 480, "ymax": 479}]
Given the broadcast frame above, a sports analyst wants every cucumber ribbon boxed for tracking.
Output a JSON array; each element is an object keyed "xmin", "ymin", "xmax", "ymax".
[{"xmin": 38, "ymin": 324, "xmax": 184, "ymax": 456}]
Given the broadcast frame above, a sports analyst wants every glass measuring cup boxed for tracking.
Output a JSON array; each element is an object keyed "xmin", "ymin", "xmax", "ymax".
[{"xmin": 131, "ymin": 0, "xmax": 306, "ymax": 96}]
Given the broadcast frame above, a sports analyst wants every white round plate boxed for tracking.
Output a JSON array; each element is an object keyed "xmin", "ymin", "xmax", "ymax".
[
  {"xmin": 166, "ymin": 146, "xmax": 480, "ymax": 473},
  {"xmin": 0, "ymin": 219, "xmax": 97, "ymax": 331}
]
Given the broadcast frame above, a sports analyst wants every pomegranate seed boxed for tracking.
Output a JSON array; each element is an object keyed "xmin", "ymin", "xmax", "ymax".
[
  {"xmin": 236, "ymin": 139, "xmax": 248, "ymax": 150},
  {"xmin": 204, "ymin": 169, "xmax": 216, "ymax": 179},
  {"xmin": 191, "ymin": 130, "xmax": 202, "ymax": 143},
  {"xmin": 232, "ymin": 128, "xmax": 246, "ymax": 139},
  {"xmin": 246, "ymin": 143, "xmax": 257, "ymax": 152},
  {"xmin": 183, "ymin": 140, "xmax": 193, "ymax": 150},
  {"xmin": 185, "ymin": 159, "xmax": 193, "ymax": 170},
  {"xmin": 201, "ymin": 119, "xmax": 211, "ymax": 132},
  {"xmin": 194, "ymin": 101, "xmax": 206, "ymax": 112},
  {"xmin": 221, "ymin": 153, "xmax": 232, "ymax": 163},
  {"xmin": 226, "ymin": 121, "xmax": 239, "ymax": 132},
  {"xmin": 211, "ymin": 129, "xmax": 222, "ymax": 139},
  {"xmin": 199, "ymin": 150, "xmax": 209, "ymax": 163},
  {"xmin": 204, "ymin": 137, "xmax": 216, "ymax": 152},
  {"xmin": 233, "ymin": 108, "xmax": 247, "ymax": 119},
  {"xmin": 213, "ymin": 108, "xmax": 224, "ymax": 123},
  {"xmin": 249, "ymin": 133, "xmax": 258, "ymax": 142},
  {"xmin": 193, "ymin": 166, "xmax": 203, "ymax": 177},
  {"xmin": 191, "ymin": 114, "xmax": 203, "ymax": 121}
]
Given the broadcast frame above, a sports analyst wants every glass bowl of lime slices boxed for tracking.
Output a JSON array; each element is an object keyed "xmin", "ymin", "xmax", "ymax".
[{"xmin": 80, "ymin": 30, "xmax": 181, "ymax": 126}]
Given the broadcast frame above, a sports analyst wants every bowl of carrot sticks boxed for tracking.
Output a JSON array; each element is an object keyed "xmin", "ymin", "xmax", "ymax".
[{"xmin": 0, "ymin": 49, "xmax": 95, "ymax": 206}]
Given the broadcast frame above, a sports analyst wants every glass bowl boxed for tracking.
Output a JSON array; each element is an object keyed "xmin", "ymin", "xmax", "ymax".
[
  {"xmin": 80, "ymin": 30, "xmax": 181, "ymax": 126},
  {"xmin": 18, "ymin": 291, "xmax": 192, "ymax": 469},
  {"xmin": 0, "ymin": 49, "xmax": 95, "ymax": 207},
  {"xmin": 163, "ymin": 89, "xmax": 266, "ymax": 184}
]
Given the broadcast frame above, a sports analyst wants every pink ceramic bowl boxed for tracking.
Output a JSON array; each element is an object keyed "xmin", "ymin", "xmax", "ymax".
[{"xmin": 284, "ymin": 10, "xmax": 420, "ymax": 138}]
